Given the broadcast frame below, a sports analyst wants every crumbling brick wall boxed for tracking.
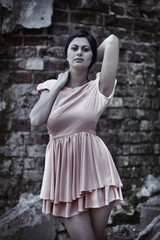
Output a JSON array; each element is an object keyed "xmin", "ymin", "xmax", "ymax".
[{"xmin": 0, "ymin": 0, "xmax": 160, "ymax": 222}]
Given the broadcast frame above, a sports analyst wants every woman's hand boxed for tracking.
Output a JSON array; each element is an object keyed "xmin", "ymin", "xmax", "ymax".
[{"xmin": 56, "ymin": 70, "xmax": 70, "ymax": 89}]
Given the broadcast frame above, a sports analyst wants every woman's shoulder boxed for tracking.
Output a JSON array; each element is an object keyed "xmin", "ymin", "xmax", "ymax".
[{"xmin": 37, "ymin": 79, "xmax": 57, "ymax": 94}]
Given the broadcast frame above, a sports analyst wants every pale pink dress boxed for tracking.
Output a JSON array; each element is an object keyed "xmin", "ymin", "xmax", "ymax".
[{"xmin": 37, "ymin": 72, "xmax": 123, "ymax": 218}]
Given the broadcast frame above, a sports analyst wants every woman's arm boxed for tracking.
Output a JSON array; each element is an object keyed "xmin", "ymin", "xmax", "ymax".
[
  {"xmin": 97, "ymin": 34, "xmax": 119, "ymax": 97},
  {"xmin": 29, "ymin": 71, "xmax": 69, "ymax": 127}
]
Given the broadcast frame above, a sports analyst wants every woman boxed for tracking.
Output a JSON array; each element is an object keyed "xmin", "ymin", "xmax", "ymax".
[{"xmin": 30, "ymin": 30, "xmax": 123, "ymax": 240}]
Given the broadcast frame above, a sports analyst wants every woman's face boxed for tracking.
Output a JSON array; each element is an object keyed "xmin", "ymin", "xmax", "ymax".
[{"xmin": 67, "ymin": 37, "xmax": 93, "ymax": 70}]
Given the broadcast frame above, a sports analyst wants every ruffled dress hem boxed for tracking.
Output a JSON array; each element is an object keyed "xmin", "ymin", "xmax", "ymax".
[{"xmin": 41, "ymin": 185, "xmax": 123, "ymax": 218}]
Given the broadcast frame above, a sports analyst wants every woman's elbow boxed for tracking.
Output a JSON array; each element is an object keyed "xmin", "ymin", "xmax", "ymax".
[
  {"xmin": 107, "ymin": 35, "xmax": 119, "ymax": 46},
  {"xmin": 29, "ymin": 112, "xmax": 42, "ymax": 128}
]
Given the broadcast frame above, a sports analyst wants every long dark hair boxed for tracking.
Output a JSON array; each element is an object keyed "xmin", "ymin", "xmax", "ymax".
[{"xmin": 64, "ymin": 30, "xmax": 97, "ymax": 69}]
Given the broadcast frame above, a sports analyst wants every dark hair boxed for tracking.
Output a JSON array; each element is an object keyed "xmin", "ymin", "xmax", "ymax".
[{"xmin": 65, "ymin": 30, "xmax": 97, "ymax": 69}]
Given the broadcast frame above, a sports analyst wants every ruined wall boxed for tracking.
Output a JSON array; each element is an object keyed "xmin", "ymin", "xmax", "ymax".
[{"xmin": 0, "ymin": 0, "xmax": 160, "ymax": 224}]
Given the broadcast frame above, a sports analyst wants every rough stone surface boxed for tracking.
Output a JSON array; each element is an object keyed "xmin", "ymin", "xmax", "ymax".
[
  {"xmin": 0, "ymin": 0, "xmax": 160, "ymax": 237},
  {"xmin": 0, "ymin": 0, "xmax": 54, "ymax": 34},
  {"xmin": 136, "ymin": 215, "xmax": 160, "ymax": 240},
  {"xmin": 137, "ymin": 196, "xmax": 160, "ymax": 228},
  {"xmin": 0, "ymin": 193, "xmax": 69, "ymax": 240}
]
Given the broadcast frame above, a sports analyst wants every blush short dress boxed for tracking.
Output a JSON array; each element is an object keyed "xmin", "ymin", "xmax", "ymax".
[{"xmin": 37, "ymin": 72, "xmax": 123, "ymax": 218}]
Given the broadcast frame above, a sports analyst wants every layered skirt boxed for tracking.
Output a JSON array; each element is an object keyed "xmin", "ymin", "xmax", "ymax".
[{"xmin": 40, "ymin": 132, "xmax": 123, "ymax": 218}]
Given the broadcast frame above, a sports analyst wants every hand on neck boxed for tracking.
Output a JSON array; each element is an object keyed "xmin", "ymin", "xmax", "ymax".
[{"xmin": 65, "ymin": 68, "xmax": 89, "ymax": 88}]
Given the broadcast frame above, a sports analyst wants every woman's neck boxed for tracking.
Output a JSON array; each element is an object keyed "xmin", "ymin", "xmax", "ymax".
[{"xmin": 66, "ymin": 68, "xmax": 89, "ymax": 88}]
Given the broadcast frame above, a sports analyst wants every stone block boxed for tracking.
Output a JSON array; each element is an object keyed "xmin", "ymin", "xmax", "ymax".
[
  {"xmin": 0, "ymin": 194, "xmax": 64, "ymax": 240},
  {"xmin": 0, "ymin": 145, "xmax": 26, "ymax": 157},
  {"xmin": 1, "ymin": 0, "xmax": 54, "ymax": 34},
  {"xmin": 112, "ymin": 97, "xmax": 123, "ymax": 107},
  {"xmin": 136, "ymin": 175, "xmax": 160, "ymax": 199},
  {"xmin": 27, "ymin": 145, "xmax": 46, "ymax": 158},
  {"xmin": 138, "ymin": 196, "xmax": 160, "ymax": 228},
  {"xmin": 137, "ymin": 215, "xmax": 160, "ymax": 240},
  {"xmin": 24, "ymin": 158, "xmax": 36, "ymax": 170},
  {"xmin": 23, "ymin": 169, "xmax": 43, "ymax": 182},
  {"xmin": 106, "ymin": 108, "xmax": 125, "ymax": 120},
  {"xmin": 26, "ymin": 58, "xmax": 44, "ymax": 70}
]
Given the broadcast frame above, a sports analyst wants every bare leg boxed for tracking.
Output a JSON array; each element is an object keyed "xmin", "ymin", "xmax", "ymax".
[
  {"xmin": 63, "ymin": 210, "xmax": 96, "ymax": 240},
  {"xmin": 90, "ymin": 202, "xmax": 114, "ymax": 240}
]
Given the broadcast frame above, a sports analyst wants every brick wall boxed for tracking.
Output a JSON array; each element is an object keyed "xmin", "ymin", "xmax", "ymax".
[{"xmin": 0, "ymin": 0, "xmax": 160, "ymax": 221}]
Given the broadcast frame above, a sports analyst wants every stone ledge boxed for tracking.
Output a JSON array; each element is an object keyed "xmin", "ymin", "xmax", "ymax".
[{"xmin": 0, "ymin": 193, "xmax": 68, "ymax": 240}]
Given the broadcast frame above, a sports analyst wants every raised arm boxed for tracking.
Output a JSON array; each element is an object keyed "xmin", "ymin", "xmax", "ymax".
[
  {"xmin": 29, "ymin": 71, "xmax": 69, "ymax": 127},
  {"xmin": 97, "ymin": 34, "xmax": 119, "ymax": 97}
]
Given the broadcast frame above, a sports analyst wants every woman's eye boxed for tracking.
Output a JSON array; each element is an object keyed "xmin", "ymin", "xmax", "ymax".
[
  {"xmin": 83, "ymin": 48, "xmax": 90, "ymax": 52},
  {"xmin": 71, "ymin": 47, "xmax": 78, "ymax": 51}
]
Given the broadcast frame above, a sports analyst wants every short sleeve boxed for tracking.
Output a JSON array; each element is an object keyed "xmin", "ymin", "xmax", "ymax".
[
  {"xmin": 37, "ymin": 79, "xmax": 57, "ymax": 94},
  {"xmin": 95, "ymin": 72, "xmax": 117, "ymax": 108}
]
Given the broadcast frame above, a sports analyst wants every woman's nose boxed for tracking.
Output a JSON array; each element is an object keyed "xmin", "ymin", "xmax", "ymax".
[{"xmin": 77, "ymin": 48, "xmax": 82, "ymax": 55}]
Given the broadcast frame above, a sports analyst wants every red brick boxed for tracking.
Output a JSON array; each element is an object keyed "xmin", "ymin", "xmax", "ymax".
[
  {"xmin": 44, "ymin": 59, "xmax": 68, "ymax": 71},
  {"xmin": 8, "ymin": 59, "xmax": 26, "ymax": 70},
  {"xmin": 52, "ymin": 10, "xmax": 68, "ymax": 23},
  {"xmin": 126, "ymin": 6, "xmax": 141, "ymax": 18},
  {"xmin": 134, "ymin": 19, "xmax": 159, "ymax": 32},
  {"xmin": 0, "ymin": 134, "xmax": 6, "ymax": 145},
  {"xmin": 42, "ymin": 134, "xmax": 49, "ymax": 144},
  {"xmin": 54, "ymin": 0, "xmax": 67, "ymax": 9},
  {"xmin": 9, "ymin": 71, "xmax": 31, "ymax": 83},
  {"xmin": 2, "ymin": 36, "xmax": 22, "ymax": 47},
  {"xmin": 32, "ymin": 72, "xmax": 57, "ymax": 83},
  {"xmin": 0, "ymin": 47, "xmax": 15, "ymax": 59},
  {"xmin": 48, "ymin": 24, "xmax": 69, "ymax": 36},
  {"xmin": 24, "ymin": 36, "xmax": 50, "ymax": 46},
  {"xmin": 104, "ymin": 14, "xmax": 116, "ymax": 26},
  {"xmin": 111, "ymin": 4, "xmax": 125, "ymax": 15},
  {"xmin": 23, "ymin": 28, "xmax": 43, "ymax": 35},
  {"xmin": 49, "ymin": 35, "xmax": 67, "ymax": 47},
  {"xmin": 40, "ymin": 47, "xmax": 64, "ymax": 59},
  {"xmin": 24, "ymin": 133, "xmax": 43, "ymax": 145},
  {"xmin": 0, "ymin": 60, "xmax": 9, "ymax": 71},
  {"xmin": 16, "ymin": 47, "xmax": 36, "ymax": 58},
  {"xmin": 98, "ymin": 2, "xmax": 109, "ymax": 13},
  {"xmin": 12, "ymin": 120, "xmax": 31, "ymax": 132},
  {"xmin": 70, "ymin": 12, "xmax": 97, "ymax": 25},
  {"xmin": 133, "ymin": 32, "xmax": 155, "ymax": 43},
  {"xmin": 96, "ymin": 14, "xmax": 104, "ymax": 26},
  {"xmin": 0, "ymin": 122, "xmax": 8, "ymax": 132},
  {"xmin": 108, "ymin": 16, "xmax": 134, "ymax": 29}
]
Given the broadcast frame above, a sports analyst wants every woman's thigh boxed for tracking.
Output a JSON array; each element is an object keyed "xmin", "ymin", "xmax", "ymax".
[
  {"xmin": 63, "ymin": 210, "xmax": 96, "ymax": 240},
  {"xmin": 90, "ymin": 202, "xmax": 114, "ymax": 240}
]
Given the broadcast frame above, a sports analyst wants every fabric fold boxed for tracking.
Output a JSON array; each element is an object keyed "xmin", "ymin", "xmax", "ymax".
[{"xmin": 40, "ymin": 132, "xmax": 123, "ymax": 217}]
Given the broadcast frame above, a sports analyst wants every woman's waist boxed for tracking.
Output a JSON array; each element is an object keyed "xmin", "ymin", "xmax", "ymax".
[{"xmin": 48, "ymin": 130, "xmax": 96, "ymax": 141}]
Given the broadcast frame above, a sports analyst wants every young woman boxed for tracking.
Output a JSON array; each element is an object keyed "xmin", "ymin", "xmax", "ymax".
[{"xmin": 30, "ymin": 30, "xmax": 123, "ymax": 240}]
